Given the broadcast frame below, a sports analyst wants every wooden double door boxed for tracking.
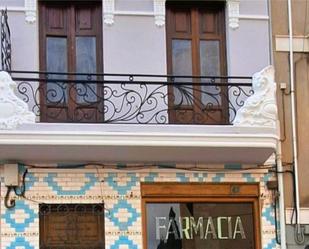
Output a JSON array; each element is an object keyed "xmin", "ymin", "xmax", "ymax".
[
  {"xmin": 166, "ymin": 2, "xmax": 228, "ymax": 124},
  {"xmin": 39, "ymin": 1, "xmax": 103, "ymax": 122}
]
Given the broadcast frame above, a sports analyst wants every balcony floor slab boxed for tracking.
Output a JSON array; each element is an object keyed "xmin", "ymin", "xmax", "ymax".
[{"xmin": 0, "ymin": 123, "xmax": 277, "ymax": 165}]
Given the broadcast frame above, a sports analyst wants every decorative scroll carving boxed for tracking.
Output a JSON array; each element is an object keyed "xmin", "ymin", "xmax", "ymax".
[
  {"xmin": 227, "ymin": 0, "xmax": 240, "ymax": 30},
  {"xmin": 154, "ymin": 0, "xmax": 165, "ymax": 27},
  {"xmin": 233, "ymin": 66, "xmax": 277, "ymax": 128},
  {"xmin": 0, "ymin": 71, "xmax": 35, "ymax": 129},
  {"xmin": 103, "ymin": 0, "xmax": 115, "ymax": 25},
  {"xmin": 25, "ymin": 0, "xmax": 36, "ymax": 24}
]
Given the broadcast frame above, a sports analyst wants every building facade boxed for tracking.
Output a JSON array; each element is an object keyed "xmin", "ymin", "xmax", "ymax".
[
  {"xmin": 0, "ymin": 1, "xmax": 280, "ymax": 249},
  {"xmin": 271, "ymin": 0, "xmax": 309, "ymax": 248}
]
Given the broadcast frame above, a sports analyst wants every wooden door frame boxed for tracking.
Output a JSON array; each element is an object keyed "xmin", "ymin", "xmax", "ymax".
[
  {"xmin": 166, "ymin": 1, "xmax": 228, "ymax": 124},
  {"xmin": 38, "ymin": 1, "xmax": 103, "ymax": 122},
  {"xmin": 141, "ymin": 182, "xmax": 262, "ymax": 249}
]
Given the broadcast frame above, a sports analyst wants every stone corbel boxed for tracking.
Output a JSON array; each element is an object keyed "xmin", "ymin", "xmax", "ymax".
[
  {"xmin": 103, "ymin": 0, "xmax": 115, "ymax": 25},
  {"xmin": 154, "ymin": 0, "xmax": 165, "ymax": 27},
  {"xmin": 25, "ymin": 0, "xmax": 36, "ymax": 24},
  {"xmin": 227, "ymin": 0, "xmax": 240, "ymax": 30},
  {"xmin": 233, "ymin": 66, "xmax": 278, "ymax": 128},
  {"xmin": 0, "ymin": 71, "xmax": 35, "ymax": 129}
]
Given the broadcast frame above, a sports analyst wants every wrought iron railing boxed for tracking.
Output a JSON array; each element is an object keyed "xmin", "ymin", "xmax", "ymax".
[
  {"xmin": 1, "ymin": 9, "xmax": 11, "ymax": 71},
  {"xmin": 11, "ymin": 71, "xmax": 253, "ymax": 124}
]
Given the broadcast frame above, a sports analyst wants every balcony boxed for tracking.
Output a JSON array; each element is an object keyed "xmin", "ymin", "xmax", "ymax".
[
  {"xmin": 12, "ymin": 71, "xmax": 253, "ymax": 125},
  {"xmin": 0, "ymin": 9, "xmax": 277, "ymax": 165},
  {"xmin": 0, "ymin": 68, "xmax": 278, "ymax": 165}
]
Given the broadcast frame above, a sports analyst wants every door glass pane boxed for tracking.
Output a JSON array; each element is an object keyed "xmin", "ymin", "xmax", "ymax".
[
  {"xmin": 200, "ymin": 40, "xmax": 221, "ymax": 105},
  {"xmin": 76, "ymin": 36, "xmax": 97, "ymax": 104},
  {"xmin": 146, "ymin": 202, "xmax": 254, "ymax": 249},
  {"xmin": 172, "ymin": 39, "xmax": 193, "ymax": 106},
  {"xmin": 46, "ymin": 37, "xmax": 68, "ymax": 103}
]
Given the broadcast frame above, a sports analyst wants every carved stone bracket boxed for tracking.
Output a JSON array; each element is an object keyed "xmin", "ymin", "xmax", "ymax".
[
  {"xmin": 0, "ymin": 71, "xmax": 35, "ymax": 129},
  {"xmin": 154, "ymin": 0, "xmax": 165, "ymax": 27},
  {"xmin": 227, "ymin": 0, "xmax": 240, "ymax": 30},
  {"xmin": 25, "ymin": 0, "xmax": 36, "ymax": 24},
  {"xmin": 103, "ymin": 0, "xmax": 115, "ymax": 25},
  {"xmin": 233, "ymin": 66, "xmax": 278, "ymax": 128}
]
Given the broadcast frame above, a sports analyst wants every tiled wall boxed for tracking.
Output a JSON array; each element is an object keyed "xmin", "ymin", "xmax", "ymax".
[{"xmin": 0, "ymin": 165, "xmax": 279, "ymax": 249}]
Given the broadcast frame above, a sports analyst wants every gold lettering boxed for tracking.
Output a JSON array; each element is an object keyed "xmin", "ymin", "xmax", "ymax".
[
  {"xmin": 156, "ymin": 217, "xmax": 166, "ymax": 240},
  {"xmin": 190, "ymin": 217, "xmax": 204, "ymax": 239},
  {"xmin": 228, "ymin": 217, "xmax": 233, "ymax": 239},
  {"xmin": 181, "ymin": 217, "xmax": 191, "ymax": 239},
  {"xmin": 233, "ymin": 216, "xmax": 246, "ymax": 239},
  {"xmin": 204, "ymin": 217, "xmax": 217, "ymax": 239},
  {"xmin": 166, "ymin": 218, "xmax": 180, "ymax": 240},
  {"xmin": 217, "ymin": 217, "xmax": 229, "ymax": 239}
]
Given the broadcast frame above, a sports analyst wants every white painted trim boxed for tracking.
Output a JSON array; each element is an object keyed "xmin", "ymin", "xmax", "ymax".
[
  {"xmin": 0, "ymin": 6, "xmax": 25, "ymax": 12},
  {"xmin": 275, "ymin": 35, "xmax": 309, "ymax": 52},
  {"xmin": 286, "ymin": 208, "xmax": 309, "ymax": 224},
  {"xmin": 103, "ymin": 0, "xmax": 115, "ymax": 25},
  {"xmin": 0, "ymin": 0, "xmax": 37, "ymax": 23},
  {"xmin": 24, "ymin": 0, "xmax": 36, "ymax": 24},
  {"xmin": 227, "ymin": 0, "xmax": 240, "ymax": 29},
  {"xmin": 0, "ymin": 131, "xmax": 277, "ymax": 148},
  {"xmin": 153, "ymin": 0, "xmax": 165, "ymax": 27},
  {"xmin": 239, "ymin": 14, "xmax": 269, "ymax": 20},
  {"xmin": 0, "ymin": 124, "xmax": 277, "ymax": 164},
  {"xmin": 0, "ymin": 123, "xmax": 278, "ymax": 146},
  {"xmin": 114, "ymin": 11, "xmax": 154, "ymax": 16}
]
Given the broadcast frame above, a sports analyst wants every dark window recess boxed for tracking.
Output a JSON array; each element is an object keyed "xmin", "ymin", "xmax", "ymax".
[
  {"xmin": 166, "ymin": 2, "xmax": 228, "ymax": 124},
  {"xmin": 39, "ymin": 204, "xmax": 105, "ymax": 249}
]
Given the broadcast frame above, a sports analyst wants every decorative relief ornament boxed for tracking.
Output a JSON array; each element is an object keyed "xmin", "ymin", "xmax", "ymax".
[
  {"xmin": 103, "ymin": 0, "xmax": 115, "ymax": 25},
  {"xmin": 227, "ymin": 0, "xmax": 240, "ymax": 30},
  {"xmin": 0, "ymin": 71, "xmax": 35, "ymax": 129},
  {"xmin": 154, "ymin": 0, "xmax": 165, "ymax": 27},
  {"xmin": 25, "ymin": 0, "xmax": 36, "ymax": 24},
  {"xmin": 233, "ymin": 66, "xmax": 278, "ymax": 128}
]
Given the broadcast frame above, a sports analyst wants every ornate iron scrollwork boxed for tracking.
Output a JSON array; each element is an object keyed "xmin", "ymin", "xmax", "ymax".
[
  {"xmin": 12, "ymin": 72, "xmax": 253, "ymax": 124},
  {"xmin": 1, "ymin": 9, "xmax": 11, "ymax": 71}
]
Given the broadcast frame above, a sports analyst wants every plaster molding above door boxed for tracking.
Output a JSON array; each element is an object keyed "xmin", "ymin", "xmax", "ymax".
[
  {"xmin": 227, "ymin": 0, "xmax": 240, "ymax": 29},
  {"xmin": 25, "ymin": 0, "xmax": 36, "ymax": 24},
  {"xmin": 154, "ymin": 0, "xmax": 165, "ymax": 27},
  {"xmin": 103, "ymin": 0, "xmax": 115, "ymax": 25}
]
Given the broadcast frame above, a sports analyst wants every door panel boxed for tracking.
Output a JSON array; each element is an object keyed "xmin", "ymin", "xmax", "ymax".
[
  {"xmin": 166, "ymin": 2, "xmax": 227, "ymax": 124},
  {"xmin": 39, "ymin": 1, "xmax": 103, "ymax": 123},
  {"xmin": 40, "ymin": 204, "xmax": 105, "ymax": 249}
]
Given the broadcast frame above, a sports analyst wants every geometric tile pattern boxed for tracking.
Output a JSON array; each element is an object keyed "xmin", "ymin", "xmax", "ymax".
[
  {"xmin": 110, "ymin": 236, "xmax": 138, "ymax": 249},
  {"xmin": 263, "ymin": 238, "xmax": 276, "ymax": 249},
  {"xmin": 44, "ymin": 172, "xmax": 97, "ymax": 195},
  {"xmin": 6, "ymin": 237, "xmax": 35, "ymax": 249},
  {"xmin": 105, "ymin": 173, "xmax": 137, "ymax": 195},
  {"xmin": 176, "ymin": 172, "xmax": 189, "ymax": 182},
  {"xmin": 212, "ymin": 173, "xmax": 225, "ymax": 182},
  {"xmin": 193, "ymin": 172, "xmax": 208, "ymax": 182},
  {"xmin": 262, "ymin": 205, "xmax": 276, "ymax": 226},
  {"xmin": 144, "ymin": 172, "xmax": 158, "ymax": 182},
  {"xmin": 0, "ymin": 165, "xmax": 278, "ymax": 249},
  {"xmin": 243, "ymin": 173, "xmax": 255, "ymax": 182},
  {"xmin": 108, "ymin": 200, "xmax": 140, "ymax": 231},
  {"xmin": 2, "ymin": 200, "xmax": 37, "ymax": 232}
]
